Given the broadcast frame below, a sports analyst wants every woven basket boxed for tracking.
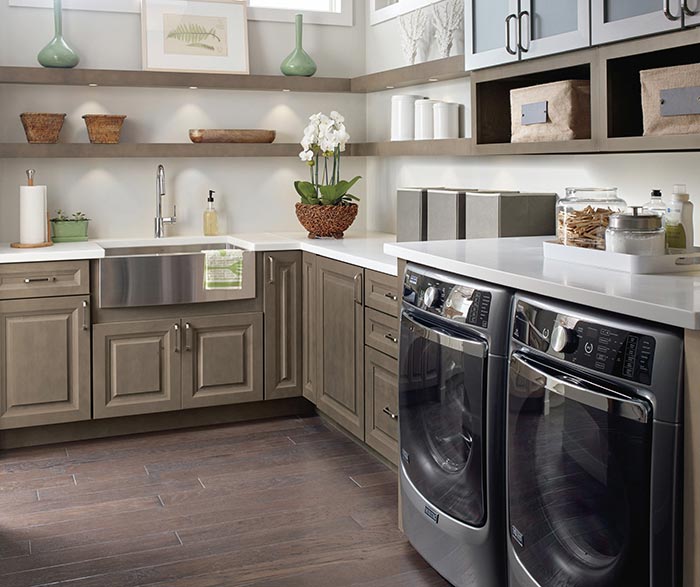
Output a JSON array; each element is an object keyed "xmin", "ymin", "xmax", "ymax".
[
  {"xmin": 20, "ymin": 113, "xmax": 66, "ymax": 144},
  {"xmin": 83, "ymin": 114, "xmax": 127, "ymax": 144},
  {"xmin": 295, "ymin": 203, "xmax": 358, "ymax": 239}
]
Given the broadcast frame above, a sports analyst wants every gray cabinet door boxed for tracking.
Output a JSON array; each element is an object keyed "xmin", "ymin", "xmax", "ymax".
[
  {"xmin": 592, "ymin": 0, "xmax": 683, "ymax": 45},
  {"xmin": 364, "ymin": 347, "xmax": 399, "ymax": 464},
  {"xmin": 316, "ymin": 257, "xmax": 365, "ymax": 440},
  {"xmin": 0, "ymin": 296, "xmax": 91, "ymax": 429},
  {"xmin": 302, "ymin": 252, "xmax": 317, "ymax": 404},
  {"xmin": 685, "ymin": 0, "xmax": 700, "ymax": 25},
  {"xmin": 519, "ymin": 0, "xmax": 590, "ymax": 59},
  {"xmin": 465, "ymin": 0, "xmax": 520, "ymax": 70},
  {"xmin": 264, "ymin": 252, "xmax": 302, "ymax": 400},
  {"xmin": 93, "ymin": 319, "xmax": 181, "ymax": 419},
  {"xmin": 182, "ymin": 313, "xmax": 263, "ymax": 409}
]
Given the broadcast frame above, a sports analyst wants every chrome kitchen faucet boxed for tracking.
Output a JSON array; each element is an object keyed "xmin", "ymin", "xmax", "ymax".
[{"xmin": 155, "ymin": 164, "xmax": 177, "ymax": 238}]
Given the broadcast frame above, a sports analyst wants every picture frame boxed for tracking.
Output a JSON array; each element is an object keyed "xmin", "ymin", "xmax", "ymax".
[
  {"xmin": 370, "ymin": 0, "xmax": 441, "ymax": 26},
  {"xmin": 141, "ymin": 0, "xmax": 250, "ymax": 75}
]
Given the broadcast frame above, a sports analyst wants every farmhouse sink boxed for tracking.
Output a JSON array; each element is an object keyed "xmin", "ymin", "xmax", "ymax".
[{"xmin": 97, "ymin": 242, "xmax": 256, "ymax": 308}]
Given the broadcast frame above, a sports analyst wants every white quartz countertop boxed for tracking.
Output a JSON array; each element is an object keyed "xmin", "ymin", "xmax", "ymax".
[
  {"xmin": 385, "ymin": 236, "xmax": 700, "ymax": 330},
  {"xmin": 0, "ymin": 232, "xmax": 398, "ymax": 276}
]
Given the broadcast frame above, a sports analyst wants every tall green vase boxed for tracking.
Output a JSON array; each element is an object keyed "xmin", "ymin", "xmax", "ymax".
[
  {"xmin": 280, "ymin": 14, "xmax": 317, "ymax": 77},
  {"xmin": 37, "ymin": 0, "xmax": 80, "ymax": 69}
]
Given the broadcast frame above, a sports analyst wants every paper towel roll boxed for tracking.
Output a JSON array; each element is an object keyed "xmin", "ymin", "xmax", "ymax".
[{"xmin": 20, "ymin": 185, "xmax": 47, "ymax": 245}]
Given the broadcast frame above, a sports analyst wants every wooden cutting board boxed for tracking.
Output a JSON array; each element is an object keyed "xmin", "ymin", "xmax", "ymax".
[{"xmin": 189, "ymin": 129, "xmax": 276, "ymax": 144}]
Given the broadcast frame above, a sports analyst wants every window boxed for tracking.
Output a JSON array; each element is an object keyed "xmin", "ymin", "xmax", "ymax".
[{"xmin": 247, "ymin": 0, "xmax": 352, "ymax": 26}]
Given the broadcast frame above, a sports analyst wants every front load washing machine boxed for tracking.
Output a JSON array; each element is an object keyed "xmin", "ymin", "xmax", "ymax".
[{"xmin": 399, "ymin": 264, "xmax": 511, "ymax": 587}]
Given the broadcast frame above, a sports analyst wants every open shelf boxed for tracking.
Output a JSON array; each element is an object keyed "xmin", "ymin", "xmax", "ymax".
[
  {"xmin": 353, "ymin": 139, "xmax": 471, "ymax": 157},
  {"xmin": 351, "ymin": 55, "xmax": 467, "ymax": 93}
]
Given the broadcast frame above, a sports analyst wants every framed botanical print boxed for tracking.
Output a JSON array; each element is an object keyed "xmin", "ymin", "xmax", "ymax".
[{"xmin": 142, "ymin": 0, "xmax": 249, "ymax": 74}]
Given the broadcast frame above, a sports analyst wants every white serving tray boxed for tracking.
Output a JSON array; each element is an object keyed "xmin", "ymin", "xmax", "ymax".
[{"xmin": 542, "ymin": 240, "xmax": 700, "ymax": 274}]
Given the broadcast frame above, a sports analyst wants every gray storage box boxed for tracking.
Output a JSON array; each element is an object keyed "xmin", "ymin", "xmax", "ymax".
[
  {"xmin": 397, "ymin": 188, "xmax": 430, "ymax": 242},
  {"xmin": 427, "ymin": 189, "xmax": 471, "ymax": 241},
  {"xmin": 464, "ymin": 192, "xmax": 557, "ymax": 238},
  {"xmin": 641, "ymin": 63, "xmax": 700, "ymax": 136}
]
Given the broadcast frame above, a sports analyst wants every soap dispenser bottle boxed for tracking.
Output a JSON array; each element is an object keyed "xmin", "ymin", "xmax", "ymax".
[{"xmin": 203, "ymin": 190, "xmax": 219, "ymax": 236}]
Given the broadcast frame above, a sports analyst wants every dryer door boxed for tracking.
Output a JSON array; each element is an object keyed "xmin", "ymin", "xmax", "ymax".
[
  {"xmin": 399, "ymin": 310, "xmax": 488, "ymax": 527},
  {"xmin": 507, "ymin": 352, "xmax": 653, "ymax": 587}
]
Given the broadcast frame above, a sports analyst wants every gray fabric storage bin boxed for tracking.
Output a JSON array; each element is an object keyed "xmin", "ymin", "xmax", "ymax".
[
  {"xmin": 427, "ymin": 189, "xmax": 472, "ymax": 241},
  {"xmin": 397, "ymin": 188, "xmax": 430, "ymax": 242},
  {"xmin": 464, "ymin": 192, "xmax": 557, "ymax": 238}
]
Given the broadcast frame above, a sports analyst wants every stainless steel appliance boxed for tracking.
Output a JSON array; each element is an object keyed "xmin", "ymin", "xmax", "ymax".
[
  {"xmin": 399, "ymin": 264, "xmax": 511, "ymax": 587},
  {"xmin": 507, "ymin": 294, "xmax": 684, "ymax": 587}
]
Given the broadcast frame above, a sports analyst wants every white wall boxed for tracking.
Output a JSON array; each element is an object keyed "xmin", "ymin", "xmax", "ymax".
[{"xmin": 0, "ymin": 2, "xmax": 368, "ymax": 242}]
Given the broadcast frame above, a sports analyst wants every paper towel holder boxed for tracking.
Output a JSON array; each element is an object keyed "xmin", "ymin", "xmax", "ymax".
[{"xmin": 10, "ymin": 169, "xmax": 54, "ymax": 249}]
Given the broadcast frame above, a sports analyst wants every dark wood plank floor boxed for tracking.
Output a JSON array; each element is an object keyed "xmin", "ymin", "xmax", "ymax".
[{"xmin": 0, "ymin": 416, "xmax": 450, "ymax": 587}]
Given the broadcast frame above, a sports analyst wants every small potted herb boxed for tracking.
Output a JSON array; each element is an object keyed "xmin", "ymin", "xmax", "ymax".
[{"xmin": 50, "ymin": 210, "xmax": 90, "ymax": 242}]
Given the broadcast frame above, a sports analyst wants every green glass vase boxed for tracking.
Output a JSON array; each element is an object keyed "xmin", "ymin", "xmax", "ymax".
[
  {"xmin": 37, "ymin": 0, "xmax": 80, "ymax": 69},
  {"xmin": 280, "ymin": 14, "xmax": 317, "ymax": 77}
]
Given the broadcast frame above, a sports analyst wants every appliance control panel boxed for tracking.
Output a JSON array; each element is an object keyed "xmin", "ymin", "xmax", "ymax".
[
  {"xmin": 513, "ymin": 301, "xmax": 656, "ymax": 385},
  {"xmin": 403, "ymin": 269, "xmax": 492, "ymax": 328}
]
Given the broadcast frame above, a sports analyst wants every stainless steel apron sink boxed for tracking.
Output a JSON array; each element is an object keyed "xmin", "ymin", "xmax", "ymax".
[{"xmin": 97, "ymin": 242, "xmax": 256, "ymax": 308}]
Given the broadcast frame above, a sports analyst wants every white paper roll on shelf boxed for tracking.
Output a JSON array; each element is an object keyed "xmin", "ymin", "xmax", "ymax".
[
  {"xmin": 434, "ymin": 102, "xmax": 460, "ymax": 140},
  {"xmin": 391, "ymin": 95, "xmax": 422, "ymax": 141},
  {"xmin": 20, "ymin": 185, "xmax": 47, "ymax": 245},
  {"xmin": 415, "ymin": 99, "xmax": 440, "ymax": 140}
]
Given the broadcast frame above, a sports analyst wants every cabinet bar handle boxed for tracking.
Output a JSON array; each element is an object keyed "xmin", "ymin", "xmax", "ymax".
[
  {"xmin": 184, "ymin": 322, "xmax": 192, "ymax": 352},
  {"xmin": 384, "ymin": 292, "xmax": 398, "ymax": 301},
  {"xmin": 505, "ymin": 14, "xmax": 517, "ymax": 55},
  {"xmin": 24, "ymin": 276, "xmax": 55, "ymax": 284},
  {"xmin": 385, "ymin": 333, "xmax": 398, "ymax": 344},
  {"xmin": 82, "ymin": 300, "xmax": 89, "ymax": 331},
  {"xmin": 664, "ymin": 0, "xmax": 681, "ymax": 20},
  {"xmin": 353, "ymin": 272, "xmax": 363, "ymax": 305},
  {"xmin": 267, "ymin": 256, "xmax": 275, "ymax": 284},
  {"xmin": 383, "ymin": 406, "xmax": 398, "ymax": 421},
  {"xmin": 683, "ymin": 0, "xmax": 699, "ymax": 15},
  {"xmin": 517, "ymin": 10, "xmax": 530, "ymax": 53},
  {"xmin": 174, "ymin": 323, "xmax": 180, "ymax": 353}
]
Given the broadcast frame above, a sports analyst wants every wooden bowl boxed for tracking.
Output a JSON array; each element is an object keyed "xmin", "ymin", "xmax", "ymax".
[
  {"xmin": 83, "ymin": 114, "xmax": 127, "ymax": 144},
  {"xmin": 20, "ymin": 113, "xmax": 66, "ymax": 144}
]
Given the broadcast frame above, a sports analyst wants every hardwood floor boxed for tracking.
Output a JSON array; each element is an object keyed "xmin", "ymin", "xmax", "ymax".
[{"xmin": 0, "ymin": 416, "xmax": 450, "ymax": 587}]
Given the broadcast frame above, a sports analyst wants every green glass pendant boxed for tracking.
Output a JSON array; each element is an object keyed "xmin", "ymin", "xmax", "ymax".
[
  {"xmin": 38, "ymin": 0, "xmax": 80, "ymax": 69},
  {"xmin": 280, "ymin": 14, "xmax": 317, "ymax": 77}
]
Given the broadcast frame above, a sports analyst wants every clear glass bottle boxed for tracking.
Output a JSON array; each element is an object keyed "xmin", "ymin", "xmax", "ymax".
[
  {"xmin": 557, "ymin": 187, "xmax": 627, "ymax": 250},
  {"xmin": 643, "ymin": 189, "xmax": 667, "ymax": 224},
  {"xmin": 203, "ymin": 190, "xmax": 219, "ymax": 237},
  {"xmin": 605, "ymin": 207, "xmax": 666, "ymax": 256}
]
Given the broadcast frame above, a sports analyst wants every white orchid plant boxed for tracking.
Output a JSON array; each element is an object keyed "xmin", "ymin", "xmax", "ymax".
[{"xmin": 295, "ymin": 111, "xmax": 361, "ymax": 206}]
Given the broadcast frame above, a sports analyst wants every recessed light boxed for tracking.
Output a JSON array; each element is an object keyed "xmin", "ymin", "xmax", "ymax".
[
  {"xmin": 428, "ymin": 78, "xmax": 439, "ymax": 82},
  {"xmin": 282, "ymin": 89, "xmax": 291, "ymax": 92},
  {"xmin": 88, "ymin": 83, "xmax": 98, "ymax": 87},
  {"xmin": 386, "ymin": 85, "xmax": 395, "ymax": 89},
  {"xmin": 189, "ymin": 86, "xmax": 198, "ymax": 90}
]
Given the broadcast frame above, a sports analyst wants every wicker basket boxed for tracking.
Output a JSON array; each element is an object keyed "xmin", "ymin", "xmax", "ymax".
[
  {"xmin": 295, "ymin": 203, "xmax": 358, "ymax": 239},
  {"xmin": 83, "ymin": 114, "xmax": 127, "ymax": 144},
  {"xmin": 20, "ymin": 113, "xmax": 66, "ymax": 144}
]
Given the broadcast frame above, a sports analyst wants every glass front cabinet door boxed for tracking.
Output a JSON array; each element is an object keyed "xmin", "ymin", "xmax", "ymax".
[
  {"xmin": 518, "ymin": 0, "xmax": 590, "ymax": 60},
  {"xmin": 684, "ymin": 0, "xmax": 700, "ymax": 26},
  {"xmin": 591, "ymin": 0, "xmax": 684, "ymax": 45},
  {"xmin": 465, "ymin": 0, "xmax": 520, "ymax": 70}
]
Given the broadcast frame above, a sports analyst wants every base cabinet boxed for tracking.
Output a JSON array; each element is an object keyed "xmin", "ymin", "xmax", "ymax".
[
  {"xmin": 302, "ymin": 253, "xmax": 317, "ymax": 404},
  {"xmin": 93, "ymin": 313, "xmax": 263, "ymax": 418},
  {"xmin": 316, "ymin": 257, "xmax": 365, "ymax": 440},
  {"xmin": 0, "ymin": 296, "xmax": 91, "ymax": 429},
  {"xmin": 364, "ymin": 347, "xmax": 399, "ymax": 464}
]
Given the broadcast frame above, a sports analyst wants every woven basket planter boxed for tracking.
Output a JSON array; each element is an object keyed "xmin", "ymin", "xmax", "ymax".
[
  {"xmin": 20, "ymin": 113, "xmax": 66, "ymax": 144},
  {"xmin": 295, "ymin": 203, "xmax": 358, "ymax": 239},
  {"xmin": 83, "ymin": 114, "xmax": 127, "ymax": 144}
]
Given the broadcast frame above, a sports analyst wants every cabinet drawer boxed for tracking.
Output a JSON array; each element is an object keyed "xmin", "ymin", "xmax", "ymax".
[
  {"xmin": 365, "ymin": 307, "xmax": 399, "ymax": 359},
  {"xmin": 364, "ymin": 269, "xmax": 399, "ymax": 316},
  {"xmin": 365, "ymin": 347, "xmax": 399, "ymax": 464},
  {"xmin": 0, "ymin": 261, "xmax": 89, "ymax": 300}
]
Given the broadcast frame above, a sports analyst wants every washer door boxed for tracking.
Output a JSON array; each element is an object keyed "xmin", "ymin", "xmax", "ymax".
[
  {"xmin": 507, "ymin": 352, "xmax": 653, "ymax": 587},
  {"xmin": 399, "ymin": 310, "xmax": 488, "ymax": 527}
]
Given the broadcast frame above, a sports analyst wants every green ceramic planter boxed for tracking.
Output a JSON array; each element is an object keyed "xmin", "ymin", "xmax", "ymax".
[
  {"xmin": 51, "ymin": 220, "xmax": 89, "ymax": 242},
  {"xmin": 280, "ymin": 14, "xmax": 317, "ymax": 77}
]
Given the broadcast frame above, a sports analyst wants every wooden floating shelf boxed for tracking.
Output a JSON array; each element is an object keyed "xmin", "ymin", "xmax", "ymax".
[
  {"xmin": 353, "ymin": 139, "xmax": 472, "ymax": 157},
  {"xmin": 0, "ymin": 66, "xmax": 351, "ymax": 93},
  {"xmin": 351, "ymin": 55, "xmax": 467, "ymax": 93}
]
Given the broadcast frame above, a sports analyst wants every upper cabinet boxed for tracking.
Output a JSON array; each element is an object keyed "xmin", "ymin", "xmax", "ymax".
[
  {"xmin": 682, "ymin": 0, "xmax": 700, "ymax": 26},
  {"xmin": 519, "ymin": 0, "xmax": 591, "ymax": 60},
  {"xmin": 465, "ymin": 0, "xmax": 520, "ymax": 70},
  {"xmin": 465, "ymin": 0, "xmax": 590, "ymax": 70},
  {"xmin": 591, "ymin": 0, "xmax": 683, "ymax": 45}
]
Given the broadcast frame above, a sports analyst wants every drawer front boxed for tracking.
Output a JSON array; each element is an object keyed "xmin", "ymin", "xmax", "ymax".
[
  {"xmin": 0, "ymin": 261, "xmax": 89, "ymax": 300},
  {"xmin": 364, "ymin": 269, "xmax": 399, "ymax": 316},
  {"xmin": 365, "ymin": 308, "xmax": 399, "ymax": 359},
  {"xmin": 365, "ymin": 347, "xmax": 399, "ymax": 464}
]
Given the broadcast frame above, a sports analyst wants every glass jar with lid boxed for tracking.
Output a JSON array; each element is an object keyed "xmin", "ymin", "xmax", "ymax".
[
  {"xmin": 605, "ymin": 207, "xmax": 666, "ymax": 256},
  {"xmin": 557, "ymin": 188, "xmax": 627, "ymax": 250}
]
